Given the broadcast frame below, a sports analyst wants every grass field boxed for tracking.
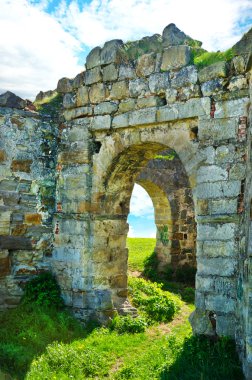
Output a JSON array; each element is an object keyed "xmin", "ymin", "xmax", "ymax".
[
  {"xmin": 0, "ymin": 238, "xmax": 244, "ymax": 380},
  {"xmin": 127, "ymin": 237, "xmax": 156, "ymax": 271}
]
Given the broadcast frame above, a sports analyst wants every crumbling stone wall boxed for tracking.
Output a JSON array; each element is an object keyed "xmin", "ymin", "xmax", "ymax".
[
  {"xmin": 0, "ymin": 105, "xmax": 57, "ymax": 309},
  {"xmin": 0, "ymin": 22, "xmax": 252, "ymax": 379}
]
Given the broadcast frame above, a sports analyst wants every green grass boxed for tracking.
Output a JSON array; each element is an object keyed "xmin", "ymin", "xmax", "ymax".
[
  {"xmin": 0, "ymin": 239, "xmax": 244, "ymax": 379},
  {"xmin": 127, "ymin": 237, "xmax": 156, "ymax": 271},
  {"xmin": 193, "ymin": 48, "xmax": 234, "ymax": 69}
]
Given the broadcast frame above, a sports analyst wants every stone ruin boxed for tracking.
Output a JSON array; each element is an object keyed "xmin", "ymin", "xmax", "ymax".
[{"xmin": 0, "ymin": 23, "xmax": 252, "ymax": 378}]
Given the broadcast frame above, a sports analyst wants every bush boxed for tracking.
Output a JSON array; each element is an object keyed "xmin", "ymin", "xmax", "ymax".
[
  {"xmin": 193, "ymin": 48, "xmax": 234, "ymax": 69},
  {"xmin": 110, "ymin": 314, "xmax": 147, "ymax": 334},
  {"xmin": 128, "ymin": 277, "xmax": 179, "ymax": 323},
  {"xmin": 181, "ymin": 287, "xmax": 195, "ymax": 303},
  {"xmin": 143, "ymin": 251, "xmax": 159, "ymax": 281},
  {"xmin": 22, "ymin": 272, "xmax": 64, "ymax": 308}
]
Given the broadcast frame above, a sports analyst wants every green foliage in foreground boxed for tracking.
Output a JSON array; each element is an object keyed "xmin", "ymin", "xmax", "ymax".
[
  {"xmin": 21, "ymin": 272, "xmax": 64, "ymax": 308},
  {"xmin": 127, "ymin": 237, "xmax": 156, "ymax": 271},
  {"xmin": 110, "ymin": 314, "xmax": 147, "ymax": 333},
  {"xmin": 129, "ymin": 277, "xmax": 181, "ymax": 323},
  {"xmin": 193, "ymin": 48, "xmax": 234, "ymax": 69}
]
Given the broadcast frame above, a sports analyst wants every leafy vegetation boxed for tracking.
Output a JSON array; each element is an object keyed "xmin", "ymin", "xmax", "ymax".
[
  {"xmin": 129, "ymin": 277, "xmax": 181, "ymax": 323},
  {"xmin": 34, "ymin": 92, "xmax": 62, "ymax": 120},
  {"xmin": 193, "ymin": 48, "xmax": 234, "ymax": 69},
  {"xmin": 0, "ymin": 240, "xmax": 244, "ymax": 379}
]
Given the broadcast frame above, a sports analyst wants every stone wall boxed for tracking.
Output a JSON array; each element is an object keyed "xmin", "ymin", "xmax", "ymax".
[
  {"xmin": 0, "ymin": 22, "xmax": 252, "ymax": 379},
  {"xmin": 0, "ymin": 106, "xmax": 57, "ymax": 309}
]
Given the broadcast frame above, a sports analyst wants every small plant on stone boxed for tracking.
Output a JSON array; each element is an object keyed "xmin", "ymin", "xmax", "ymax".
[
  {"xmin": 21, "ymin": 272, "xmax": 64, "ymax": 308},
  {"xmin": 158, "ymin": 225, "xmax": 169, "ymax": 246}
]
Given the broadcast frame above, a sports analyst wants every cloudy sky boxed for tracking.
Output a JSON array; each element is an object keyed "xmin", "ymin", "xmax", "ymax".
[{"xmin": 1, "ymin": 0, "xmax": 251, "ymax": 237}]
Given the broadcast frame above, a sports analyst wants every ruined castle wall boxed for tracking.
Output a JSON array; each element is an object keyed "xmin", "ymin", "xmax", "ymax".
[{"xmin": 0, "ymin": 107, "xmax": 57, "ymax": 309}]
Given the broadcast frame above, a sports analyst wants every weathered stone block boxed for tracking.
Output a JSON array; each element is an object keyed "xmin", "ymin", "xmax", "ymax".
[
  {"xmin": 85, "ymin": 67, "xmax": 102, "ymax": 85},
  {"xmin": 91, "ymin": 115, "xmax": 111, "ymax": 130},
  {"xmin": 214, "ymin": 97, "xmax": 249, "ymax": 118},
  {"xmin": 216, "ymin": 315, "xmax": 236, "ymax": 337},
  {"xmin": 0, "ymin": 250, "xmax": 10, "ymax": 277},
  {"xmin": 11, "ymin": 160, "xmax": 32, "ymax": 173},
  {"xmin": 197, "ymin": 240, "xmax": 236, "ymax": 258},
  {"xmin": 136, "ymin": 96, "xmax": 165, "ymax": 109},
  {"xmin": 57, "ymin": 77, "xmax": 73, "ymax": 93},
  {"xmin": 63, "ymin": 106, "xmax": 92, "ymax": 121},
  {"xmin": 198, "ymin": 61, "xmax": 227, "ymax": 83},
  {"xmin": 103, "ymin": 63, "xmax": 118, "ymax": 82},
  {"xmin": 110, "ymin": 80, "xmax": 129, "ymax": 100},
  {"xmin": 0, "ymin": 150, "xmax": 6, "ymax": 162},
  {"xmin": 232, "ymin": 56, "xmax": 246, "ymax": 74},
  {"xmin": 0, "ymin": 212, "xmax": 11, "ymax": 235},
  {"xmin": 171, "ymin": 65, "xmax": 198, "ymax": 87},
  {"xmin": 136, "ymin": 53, "xmax": 156, "ymax": 77},
  {"xmin": 118, "ymin": 64, "xmax": 136, "ymax": 80},
  {"xmin": 197, "ymin": 223, "xmax": 236, "ymax": 241},
  {"xmin": 129, "ymin": 78, "xmax": 149, "ymax": 97},
  {"xmin": 72, "ymin": 72, "xmax": 85, "ymax": 89},
  {"xmin": 210, "ymin": 199, "xmax": 237, "ymax": 215},
  {"xmin": 197, "ymin": 165, "xmax": 228, "ymax": 183},
  {"xmin": 118, "ymin": 99, "xmax": 136, "ymax": 113},
  {"xmin": 0, "ymin": 236, "xmax": 32, "ymax": 250},
  {"xmin": 89, "ymin": 83, "xmax": 108, "ymax": 104},
  {"xmin": 86, "ymin": 46, "xmax": 101, "ymax": 69},
  {"xmin": 198, "ymin": 257, "xmax": 237, "ymax": 276},
  {"xmin": 129, "ymin": 107, "xmax": 156, "ymax": 126},
  {"xmin": 24, "ymin": 213, "xmax": 42, "ymax": 225},
  {"xmin": 76, "ymin": 86, "xmax": 89, "ymax": 107},
  {"xmin": 198, "ymin": 118, "xmax": 237, "ymax": 141},
  {"xmin": 58, "ymin": 150, "xmax": 89, "ymax": 164},
  {"xmin": 94, "ymin": 101, "xmax": 118, "ymax": 115},
  {"xmin": 201, "ymin": 78, "xmax": 225, "ymax": 96},
  {"xmin": 228, "ymin": 76, "xmax": 248, "ymax": 92},
  {"xmin": 63, "ymin": 93, "xmax": 76, "ymax": 109},
  {"xmin": 112, "ymin": 113, "xmax": 129, "ymax": 129},
  {"xmin": 148, "ymin": 72, "xmax": 170, "ymax": 94},
  {"xmin": 161, "ymin": 46, "xmax": 191, "ymax": 70},
  {"xmin": 205, "ymin": 294, "xmax": 236, "ymax": 313},
  {"xmin": 229, "ymin": 163, "xmax": 246, "ymax": 180},
  {"xmin": 196, "ymin": 275, "xmax": 236, "ymax": 298},
  {"xmin": 100, "ymin": 39, "xmax": 124, "ymax": 65}
]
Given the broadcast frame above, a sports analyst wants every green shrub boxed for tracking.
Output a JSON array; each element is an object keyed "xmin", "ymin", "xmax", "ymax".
[
  {"xmin": 193, "ymin": 48, "xmax": 234, "ymax": 69},
  {"xmin": 22, "ymin": 272, "xmax": 64, "ymax": 308},
  {"xmin": 110, "ymin": 314, "xmax": 147, "ymax": 334},
  {"xmin": 181, "ymin": 287, "xmax": 195, "ymax": 303},
  {"xmin": 175, "ymin": 265, "xmax": 196, "ymax": 285},
  {"xmin": 128, "ymin": 277, "xmax": 179, "ymax": 323}
]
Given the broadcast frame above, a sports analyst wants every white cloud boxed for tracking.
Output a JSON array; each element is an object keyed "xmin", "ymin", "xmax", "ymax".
[
  {"xmin": 0, "ymin": 0, "xmax": 251, "ymax": 100},
  {"xmin": 55, "ymin": 0, "xmax": 252, "ymax": 51},
  {"xmin": 129, "ymin": 184, "xmax": 154, "ymax": 217},
  {"xmin": 0, "ymin": 0, "xmax": 82, "ymax": 99},
  {"xmin": 128, "ymin": 225, "xmax": 135, "ymax": 237}
]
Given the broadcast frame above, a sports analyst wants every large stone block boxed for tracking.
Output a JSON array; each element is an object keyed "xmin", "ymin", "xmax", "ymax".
[
  {"xmin": 198, "ymin": 118, "xmax": 237, "ymax": 141},
  {"xmin": 110, "ymin": 80, "xmax": 129, "ymax": 100},
  {"xmin": 129, "ymin": 78, "xmax": 149, "ymax": 97},
  {"xmin": 197, "ymin": 165, "xmax": 228, "ymax": 183},
  {"xmin": 89, "ymin": 83, "xmax": 108, "ymax": 103},
  {"xmin": 63, "ymin": 93, "xmax": 76, "ymax": 109},
  {"xmin": 58, "ymin": 150, "xmax": 89, "ymax": 164},
  {"xmin": 76, "ymin": 86, "xmax": 89, "ymax": 107},
  {"xmin": 63, "ymin": 106, "xmax": 92, "ymax": 121},
  {"xmin": 205, "ymin": 294, "xmax": 236, "ymax": 314},
  {"xmin": 210, "ymin": 198, "xmax": 237, "ymax": 214},
  {"xmin": 171, "ymin": 65, "xmax": 198, "ymax": 87},
  {"xmin": 0, "ymin": 250, "xmax": 10, "ymax": 277},
  {"xmin": 103, "ymin": 63, "xmax": 118, "ymax": 82},
  {"xmin": 197, "ymin": 223, "xmax": 236, "ymax": 241},
  {"xmin": 161, "ymin": 46, "xmax": 191, "ymax": 70},
  {"xmin": 85, "ymin": 67, "xmax": 102, "ymax": 85},
  {"xmin": 0, "ymin": 236, "xmax": 32, "ymax": 250},
  {"xmin": 198, "ymin": 61, "xmax": 227, "ymax": 83},
  {"xmin": 57, "ymin": 77, "xmax": 73, "ymax": 93},
  {"xmin": 118, "ymin": 99, "xmax": 136, "ymax": 113},
  {"xmin": 196, "ymin": 275, "xmax": 236, "ymax": 298},
  {"xmin": 112, "ymin": 113, "xmax": 129, "ymax": 129},
  {"xmin": 148, "ymin": 72, "xmax": 170, "ymax": 94},
  {"xmin": 86, "ymin": 46, "xmax": 101, "ymax": 69},
  {"xmin": 129, "ymin": 107, "xmax": 156, "ymax": 126},
  {"xmin": 91, "ymin": 115, "xmax": 111, "ymax": 130},
  {"xmin": 198, "ymin": 257, "xmax": 237, "ymax": 276},
  {"xmin": 201, "ymin": 79, "xmax": 224, "ymax": 96},
  {"xmin": 118, "ymin": 64, "xmax": 136, "ymax": 80},
  {"xmin": 136, "ymin": 53, "xmax": 156, "ymax": 77},
  {"xmin": 94, "ymin": 101, "xmax": 118, "ymax": 115},
  {"xmin": 100, "ymin": 39, "xmax": 124, "ymax": 65},
  {"xmin": 0, "ymin": 211, "xmax": 11, "ymax": 235},
  {"xmin": 214, "ymin": 97, "xmax": 249, "ymax": 118},
  {"xmin": 11, "ymin": 160, "xmax": 33, "ymax": 173}
]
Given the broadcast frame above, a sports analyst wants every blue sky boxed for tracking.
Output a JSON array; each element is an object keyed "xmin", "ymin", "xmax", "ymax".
[{"xmin": 0, "ymin": 0, "xmax": 251, "ymax": 237}]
